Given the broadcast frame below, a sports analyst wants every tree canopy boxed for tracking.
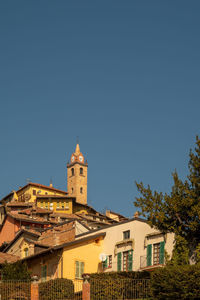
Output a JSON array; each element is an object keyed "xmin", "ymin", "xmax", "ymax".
[
  {"xmin": 1, "ymin": 261, "xmax": 31, "ymax": 280},
  {"xmin": 134, "ymin": 136, "xmax": 200, "ymax": 256}
]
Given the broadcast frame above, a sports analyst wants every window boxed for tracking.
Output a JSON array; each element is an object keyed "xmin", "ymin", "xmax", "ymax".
[
  {"xmin": 80, "ymin": 168, "xmax": 83, "ymax": 175},
  {"xmin": 71, "ymin": 188, "xmax": 74, "ymax": 194},
  {"xmin": 65, "ymin": 201, "xmax": 69, "ymax": 209},
  {"xmin": 80, "ymin": 187, "xmax": 83, "ymax": 194},
  {"xmin": 41, "ymin": 265, "xmax": 47, "ymax": 282},
  {"xmin": 153, "ymin": 243, "xmax": 160, "ymax": 265},
  {"xmin": 123, "ymin": 251, "xmax": 129, "ymax": 271},
  {"xmin": 61, "ymin": 202, "xmax": 64, "ymax": 209},
  {"xmin": 71, "ymin": 168, "xmax": 74, "ymax": 176},
  {"xmin": 108, "ymin": 255, "xmax": 112, "ymax": 268},
  {"xmin": 41, "ymin": 202, "xmax": 43, "ymax": 208},
  {"xmin": 123, "ymin": 230, "xmax": 130, "ymax": 240},
  {"xmin": 57, "ymin": 201, "xmax": 60, "ymax": 208},
  {"xmin": 24, "ymin": 248, "xmax": 29, "ymax": 257},
  {"xmin": 118, "ymin": 250, "xmax": 133, "ymax": 271},
  {"xmin": 50, "ymin": 203, "xmax": 53, "ymax": 210},
  {"xmin": 147, "ymin": 241, "xmax": 165, "ymax": 267},
  {"xmin": 75, "ymin": 261, "xmax": 84, "ymax": 279},
  {"xmin": 33, "ymin": 190, "xmax": 36, "ymax": 196},
  {"xmin": 45, "ymin": 202, "xmax": 48, "ymax": 209}
]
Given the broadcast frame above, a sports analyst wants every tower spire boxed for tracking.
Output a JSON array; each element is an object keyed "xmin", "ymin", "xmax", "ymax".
[{"xmin": 75, "ymin": 143, "xmax": 80, "ymax": 155}]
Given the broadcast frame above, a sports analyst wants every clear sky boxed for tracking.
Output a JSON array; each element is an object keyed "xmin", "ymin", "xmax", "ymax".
[{"xmin": 0, "ymin": 1, "xmax": 200, "ymax": 217}]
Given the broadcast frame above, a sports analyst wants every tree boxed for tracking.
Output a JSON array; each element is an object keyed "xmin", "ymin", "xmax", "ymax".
[
  {"xmin": 134, "ymin": 136, "xmax": 200, "ymax": 261},
  {"xmin": 1, "ymin": 261, "xmax": 31, "ymax": 280}
]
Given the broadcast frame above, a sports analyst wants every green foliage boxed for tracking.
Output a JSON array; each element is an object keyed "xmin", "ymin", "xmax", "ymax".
[
  {"xmin": 90, "ymin": 272, "xmax": 150, "ymax": 300},
  {"xmin": 1, "ymin": 261, "xmax": 31, "ymax": 280},
  {"xmin": 195, "ymin": 242, "xmax": 200, "ymax": 264},
  {"xmin": 90, "ymin": 271, "xmax": 151, "ymax": 280},
  {"xmin": 134, "ymin": 136, "xmax": 200, "ymax": 256},
  {"xmin": 150, "ymin": 265, "xmax": 200, "ymax": 300},
  {"xmin": 0, "ymin": 282, "xmax": 31, "ymax": 300},
  {"xmin": 39, "ymin": 278, "xmax": 74, "ymax": 300},
  {"xmin": 170, "ymin": 235, "xmax": 189, "ymax": 265}
]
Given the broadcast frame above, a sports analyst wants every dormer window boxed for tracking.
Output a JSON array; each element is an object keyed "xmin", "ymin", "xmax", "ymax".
[
  {"xmin": 24, "ymin": 248, "xmax": 29, "ymax": 257},
  {"xmin": 123, "ymin": 230, "xmax": 130, "ymax": 240},
  {"xmin": 71, "ymin": 168, "xmax": 74, "ymax": 176},
  {"xmin": 80, "ymin": 167, "xmax": 83, "ymax": 175}
]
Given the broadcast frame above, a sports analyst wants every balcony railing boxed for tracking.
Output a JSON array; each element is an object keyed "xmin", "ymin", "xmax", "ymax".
[{"xmin": 140, "ymin": 255, "xmax": 165, "ymax": 269}]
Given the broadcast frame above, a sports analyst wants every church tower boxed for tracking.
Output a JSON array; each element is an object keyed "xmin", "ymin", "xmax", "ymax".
[{"xmin": 67, "ymin": 144, "xmax": 88, "ymax": 205}]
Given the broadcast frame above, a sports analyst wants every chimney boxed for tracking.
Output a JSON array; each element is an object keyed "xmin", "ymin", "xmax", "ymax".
[{"xmin": 134, "ymin": 211, "xmax": 139, "ymax": 218}]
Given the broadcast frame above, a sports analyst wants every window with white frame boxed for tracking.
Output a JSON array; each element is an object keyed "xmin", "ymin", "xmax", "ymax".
[{"xmin": 75, "ymin": 261, "xmax": 84, "ymax": 279}]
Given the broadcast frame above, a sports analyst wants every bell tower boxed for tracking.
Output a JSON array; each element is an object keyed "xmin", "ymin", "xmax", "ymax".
[{"xmin": 67, "ymin": 144, "xmax": 88, "ymax": 205}]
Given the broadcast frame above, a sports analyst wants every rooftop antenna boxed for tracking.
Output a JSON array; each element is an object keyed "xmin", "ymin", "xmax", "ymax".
[
  {"xmin": 26, "ymin": 178, "xmax": 31, "ymax": 184},
  {"xmin": 50, "ymin": 177, "xmax": 53, "ymax": 187}
]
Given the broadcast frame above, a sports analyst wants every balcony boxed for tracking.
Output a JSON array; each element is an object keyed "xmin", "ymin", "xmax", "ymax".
[{"xmin": 140, "ymin": 255, "xmax": 165, "ymax": 270}]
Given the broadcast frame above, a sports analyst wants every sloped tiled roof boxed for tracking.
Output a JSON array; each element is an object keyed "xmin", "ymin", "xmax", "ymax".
[
  {"xmin": 17, "ymin": 182, "xmax": 68, "ymax": 195},
  {"xmin": 0, "ymin": 252, "xmax": 20, "ymax": 264}
]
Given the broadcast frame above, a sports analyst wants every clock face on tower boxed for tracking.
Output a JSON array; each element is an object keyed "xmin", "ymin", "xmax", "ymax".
[
  {"xmin": 71, "ymin": 156, "xmax": 75, "ymax": 162},
  {"xmin": 79, "ymin": 155, "xmax": 83, "ymax": 162}
]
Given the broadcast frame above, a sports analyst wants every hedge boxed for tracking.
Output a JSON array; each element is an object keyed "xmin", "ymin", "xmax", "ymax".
[
  {"xmin": 90, "ymin": 271, "xmax": 150, "ymax": 299},
  {"xmin": 150, "ymin": 265, "xmax": 200, "ymax": 300},
  {"xmin": 90, "ymin": 270, "xmax": 150, "ymax": 280},
  {"xmin": 0, "ymin": 281, "xmax": 31, "ymax": 300},
  {"xmin": 39, "ymin": 278, "xmax": 74, "ymax": 300}
]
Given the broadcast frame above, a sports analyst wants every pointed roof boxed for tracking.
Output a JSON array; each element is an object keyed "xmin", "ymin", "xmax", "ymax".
[
  {"xmin": 68, "ymin": 143, "xmax": 87, "ymax": 165},
  {"xmin": 75, "ymin": 143, "xmax": 81, "ymax": 155}
]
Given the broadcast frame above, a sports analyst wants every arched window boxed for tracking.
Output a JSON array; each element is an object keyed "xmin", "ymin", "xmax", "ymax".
[
  {"xmin": 80, "ymin": 187, "xmax": 83, "ymax": 194},
  {"xmin": 71, "ymin": 188, "xmax": 74, "ymax": 194},
  {"xmin": 71, "ymin": 168, "xmax": 74, "ymax": 176},
  {"xmin": 80, "ymin": 167, "xmax": 83, "ymax": 175},
  {"xmin": 24, "ymin": 248, "xmax": 29, "ymax": 257}
]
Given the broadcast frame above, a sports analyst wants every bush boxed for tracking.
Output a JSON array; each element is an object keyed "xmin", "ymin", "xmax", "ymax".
[
  {"xmin": 90, "ymin": 270, "xmax": 150, "ymax": 280},
  {"xmin": 0, "ymin": 281, "xmax": 31, "ymax": 300},
  {"xmin": 90, "ymin": 271, "xmax": 150, "ymax": 300},
  {"xmin": 1, "ymin": 261, "xmax": 31, "ymax": 280},
  {"xmin": 150, "ymin": 265, "xmax": 200, "ymax": 300},
  {"xmin": 39, "ymin": 278, "xmax": 74, "ymax": 300}
]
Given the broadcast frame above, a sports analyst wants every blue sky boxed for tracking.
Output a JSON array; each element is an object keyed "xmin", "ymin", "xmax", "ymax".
[{"xmin": 0, "ymin": 1, "xmax": 200, "ymax": 217}]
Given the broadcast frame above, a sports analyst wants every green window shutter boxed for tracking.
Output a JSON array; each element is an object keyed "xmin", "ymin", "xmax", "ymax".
[
  {"xmin": 147, "ymin": 244, "xmax": 152, "ymax": 266},
  {"xmin": 117, "ymin": 252, "xmax": 122, "ymax": 271},
  {"xmin": 80, "ymin": 262, "xmax": 84, "ymax": 277},
  {"xmin": 159, "ymin": 241, "xmax": 165, "ymax": 264},
  {"xmin": 103, "ymin": 257, "xmax": 108, "ymax": 269},
  {"xmin": 128, "ymin": 249, "xmax": 133, "ymax": 271},
  {"xmin": 41, "ymin": 265, "xmax": 47, "ymax": 282},
  {"xmin": 75, "ymin": 261, "xmax": 79, "ymax": 278}
]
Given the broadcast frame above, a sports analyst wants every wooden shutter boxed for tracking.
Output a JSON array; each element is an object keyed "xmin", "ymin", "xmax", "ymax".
[
  {"xmin": 117, "ymin": 252, "xmax": 122, "ymax": 271},
  {"xmin": 103, "ymin": 257, "xmax": 108, "ymax": 269},
  {"xmin": 75, "ymin": 261, "xmax": 79, "ymax": 278},
  {"xmin": 147, "ymin": 244, "xmax": 152, "ymax": 266},
  {"xmin": 41, "ymin": 265, "xmax": 47, "ymax": 282},
  {"xmin": 128, "ymin": 249, "xmax": 133, "ymax": 271},
  {"xmin": 80, "ymin": 262, "xmax": 84, "ymax": 277},
  {"xmin": 159, "ymin": 241, "xmax": 165, "ymax": 264}
]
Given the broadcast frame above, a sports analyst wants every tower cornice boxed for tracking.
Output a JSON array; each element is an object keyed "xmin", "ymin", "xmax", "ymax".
[{"xmin": 67, "ymin": 162, "xmax": 88, "ymax": 168}]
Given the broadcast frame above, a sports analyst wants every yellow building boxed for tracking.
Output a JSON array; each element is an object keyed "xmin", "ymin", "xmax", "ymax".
[
  {"xmin": 23, "ymin": 232, "xmax": 106, "ymax": 285},
  {"xmin": 36, "ymin": 195, "xmax": 95, "ymax": 215},
  {"xmin": 1, "ymin": 182, "xmax": 68, "ymax": 204}
]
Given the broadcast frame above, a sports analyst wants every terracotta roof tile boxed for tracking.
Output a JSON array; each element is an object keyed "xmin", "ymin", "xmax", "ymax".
[
  {"xmin": 0, "ymin": 252, "xmax": 20, "ymax": 264},
  {"xmin": 17, "ymin": 183, "xmax": 68, "ymax": 195},
  {"xmin": 7, "ymin": 212, "xmax": 54, "ymax": 225},
  {"xmin": 6, "ymin": 202, "xmax": 33, "ymax": 207}
]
